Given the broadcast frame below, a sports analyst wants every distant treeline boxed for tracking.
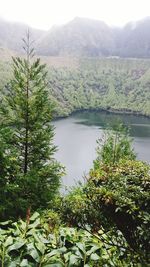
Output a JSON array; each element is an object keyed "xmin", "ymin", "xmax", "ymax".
[{"xmin": 0, "ymin": 58, "xmax": 150, "ymax": 117}]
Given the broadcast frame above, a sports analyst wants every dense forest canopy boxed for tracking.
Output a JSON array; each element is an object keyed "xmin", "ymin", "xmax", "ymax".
[{"xmin": 0, "ymin": 57, "xmax": 150, "ymax": 117}]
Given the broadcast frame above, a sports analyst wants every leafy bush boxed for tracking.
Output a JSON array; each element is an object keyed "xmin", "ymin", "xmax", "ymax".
[
  {"xmin": 60, "ymin": 160, "xmax": 150, "ymax": 265},
  {"xmin": 88, "ymin": 160, "xmax": 150, "ymax": 256},
  {"xmin": 0, "ymin": 212, "xmax": 139, "ymax": 267}
]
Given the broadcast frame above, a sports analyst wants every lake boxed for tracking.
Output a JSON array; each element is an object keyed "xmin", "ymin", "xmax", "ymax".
[{"xmin": 53, "ymin": 111, "xmax": 150, "ymax": 188}]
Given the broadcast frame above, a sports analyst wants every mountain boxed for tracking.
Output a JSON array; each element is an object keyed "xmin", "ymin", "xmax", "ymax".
[
  {"xmin": 37, "ymin": 17, "xmax": 115, "ymax": 56},
  {"xmin": 1, "ymin": 16, "xmax": 150, "ymax": 58},
  {"xmin": 115, "ymin": 17, "xmax": 150, "ymax": 58},
  {"xmin": 0, "ymin": 18, "xmax": 45, "ymax": 52}
]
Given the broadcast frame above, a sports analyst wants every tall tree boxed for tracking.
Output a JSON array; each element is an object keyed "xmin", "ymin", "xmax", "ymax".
[{"xmin": 0, "ymin": 32, "xmax": 63, "ymax": 219}]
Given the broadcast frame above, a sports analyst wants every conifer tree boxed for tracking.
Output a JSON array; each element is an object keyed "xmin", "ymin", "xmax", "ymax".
[
  {"xmin": 0, "ymin": 32, "xmax": 62, "ymax": 219},
  {"xmin": 95, "ymin": 123, "xmax": 136, "ymax": 165}
]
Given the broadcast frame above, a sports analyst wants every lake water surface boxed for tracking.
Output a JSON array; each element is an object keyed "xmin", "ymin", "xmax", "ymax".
[{"xmin": 53, "ymin": 111, "xmax": 150, "ymax": 188}]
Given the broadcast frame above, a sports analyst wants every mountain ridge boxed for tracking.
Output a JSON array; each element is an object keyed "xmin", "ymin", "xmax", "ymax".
[{"xmin": 1, "ymin": 16, "xmax": 150, "ymax": 58}]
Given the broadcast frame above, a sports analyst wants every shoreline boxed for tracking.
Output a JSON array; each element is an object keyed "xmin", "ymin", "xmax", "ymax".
[{"xmin": 53, "ymin": 107, "xmax": 150, "ymax": 121}]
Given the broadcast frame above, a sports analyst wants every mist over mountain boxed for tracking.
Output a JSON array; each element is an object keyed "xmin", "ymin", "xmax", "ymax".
[
  {"xmin": 1, "ymin": 16, "xmax": 150, "ymax": 58},
  {"xmin": 0, "ymin": 18, "xmax": 45, "ymax": 52},
  {"xmin": 37, "ymin": 17, "xmax": 115, "ymax": 56},
  {"xmin": 114, "ymin": 17, "xmax": 150, "ymax": 57}
]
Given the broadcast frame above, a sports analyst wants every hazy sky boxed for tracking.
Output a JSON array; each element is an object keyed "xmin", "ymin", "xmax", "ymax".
[{"xmin": 0, "ymin": 0, "xmax": 150, "ymax": 30}]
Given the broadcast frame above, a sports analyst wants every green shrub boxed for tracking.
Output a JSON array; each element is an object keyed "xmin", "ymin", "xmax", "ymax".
[
  {"xmin": 0, "ymin": 212, "xmax": 139, "ymax": 267},
  {"xmin": 59, "ymin": 160, "xmax": 150, "ymax": 265}
]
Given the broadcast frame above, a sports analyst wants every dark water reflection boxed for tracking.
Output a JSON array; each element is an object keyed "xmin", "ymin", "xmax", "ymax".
[
  {"xmin": 53, "ymin": 111, "xmax": 150, "ymax": 187},
  {"xmin": 74, "ymin": 111, "xmax": 150, "ymax": 137}
]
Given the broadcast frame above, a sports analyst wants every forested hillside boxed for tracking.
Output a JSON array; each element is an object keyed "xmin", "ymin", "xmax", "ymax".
[{"xmin": 1, "ymin": 56, "xmax": 150, "ymax": 117}]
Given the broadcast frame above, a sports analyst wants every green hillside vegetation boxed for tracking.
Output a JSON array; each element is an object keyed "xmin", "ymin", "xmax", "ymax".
[
  {"xmin": 1, "ymin": 57, "xmax": 150, "ymax": 117},
  {"xmin": 48, "ymin": 58, "xmax": 150, "ymax": 117}
]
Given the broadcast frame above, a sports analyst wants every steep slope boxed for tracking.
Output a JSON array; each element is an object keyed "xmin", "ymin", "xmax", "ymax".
[
  {"xmin": 37, "ymin": 17, "xmax": 115, "ymax": 56},
  {"xmin": 1, "ymin": 17, "xmax": 150, "ymax": 58},
  {"xmin": 116, "ymin": 17, "xmax": 150, "ymax": 58},
  {"xmin": 37, "ymin": 17, "xmax": 150, "ymax": 58},
  {"xmin": 0, "ymin": 56, "xmax": 150, "ymax": 116}
]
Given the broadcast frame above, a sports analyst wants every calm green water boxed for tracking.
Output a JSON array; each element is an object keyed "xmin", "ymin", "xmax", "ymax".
[{"xmin": 53, "ymin": 111, "xmax": 150, "ymax": 187}]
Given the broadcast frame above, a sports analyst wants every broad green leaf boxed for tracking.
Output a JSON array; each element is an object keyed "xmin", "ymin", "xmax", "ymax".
[
  {"xmin": 30, "ymin": 249, "xmax": 40, "ymax": 263},
  {"xmin": 69, "ymin": 254, "xmax": 79, "ymax": 266},
  {"xmin": 35, "ymin": 241, "xmax": 46, "ymax": 255},
  {"xmin": 8, "ymin": 258, "xmax": 20, "ymax": 267},
  {"xmin": 20, "ymin": 259, "xmax": 29, "ymax": 266},
  {"xmin": 90, "ymin": 253, "xmax": 100, "ymax": 261},
  {"xmin": 86, "ymin": 244, "xmax": 100, "ymax": 256},
  {"xmin": 8, "ymin": 262, "xmax": 18, "ymax": 267},
  {"xmin": 28, "ymin": 218, "xmax": 40, "ymax": 228},
  {"xmin": 102, "ymin": 254, "xmax": 109, "ymax": 260},
  {"xmin": 57, "ymin": 247, "xmax": 67, "ymax": 254},
  {"xmin": 46, "ymin": 250, "xmax": 59, "ymax": 257},
  {"xmin": 76, "ymin": 242, "xmax": 85, "ymax": 253},
  {"xmin": 64, "ymin": 251, "xmax": 71, "ymax": 262},
  {"xmin": 0, "ymin": 220, "xmax": 12, "ymax": 226},
  {"xmin": 19, "ymin": 220, "xmax": 27, "ymax": 231},
  {"xmin": 7, "ymin": 240, "xmax": 26, "ymax": 252},
  {"xmin": 4, "ymin": 236, "xmax": 13, "ymax": 247},
  {"xmin": 42, "ymin": 263, "xmax": 64, "ymax": 267},
  {"xmin": 37, "ymin": 233, "xmax": 50, "ymax": 244},
  {"xmin": 30, "ymin": 212, "xmax": 40, "ymax": 221},
  {"xmin": 26, "ymin": 243, "xmax": 40, "ymax": 262}
]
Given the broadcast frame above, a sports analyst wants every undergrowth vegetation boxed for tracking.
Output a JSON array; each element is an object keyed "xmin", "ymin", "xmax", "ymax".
[{"xmin": 0, "ymin": 211, "xmax": 146, "ymax": 267}]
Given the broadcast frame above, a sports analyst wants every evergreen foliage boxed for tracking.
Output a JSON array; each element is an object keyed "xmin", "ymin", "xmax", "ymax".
[
  {"xmin": 0, "ymin": 33, "xmax": 63, "ymax": 220},
  {"xmin": 95, "ymin": 124, "xmax": 136, "ymax": 165},
  {"xmin": 45, "ymin": 58, "xmax": 150, "ymax": 117},
  {"xmin": 1, "ymin": 58, "xmax": 150, "ymax": 117}
]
